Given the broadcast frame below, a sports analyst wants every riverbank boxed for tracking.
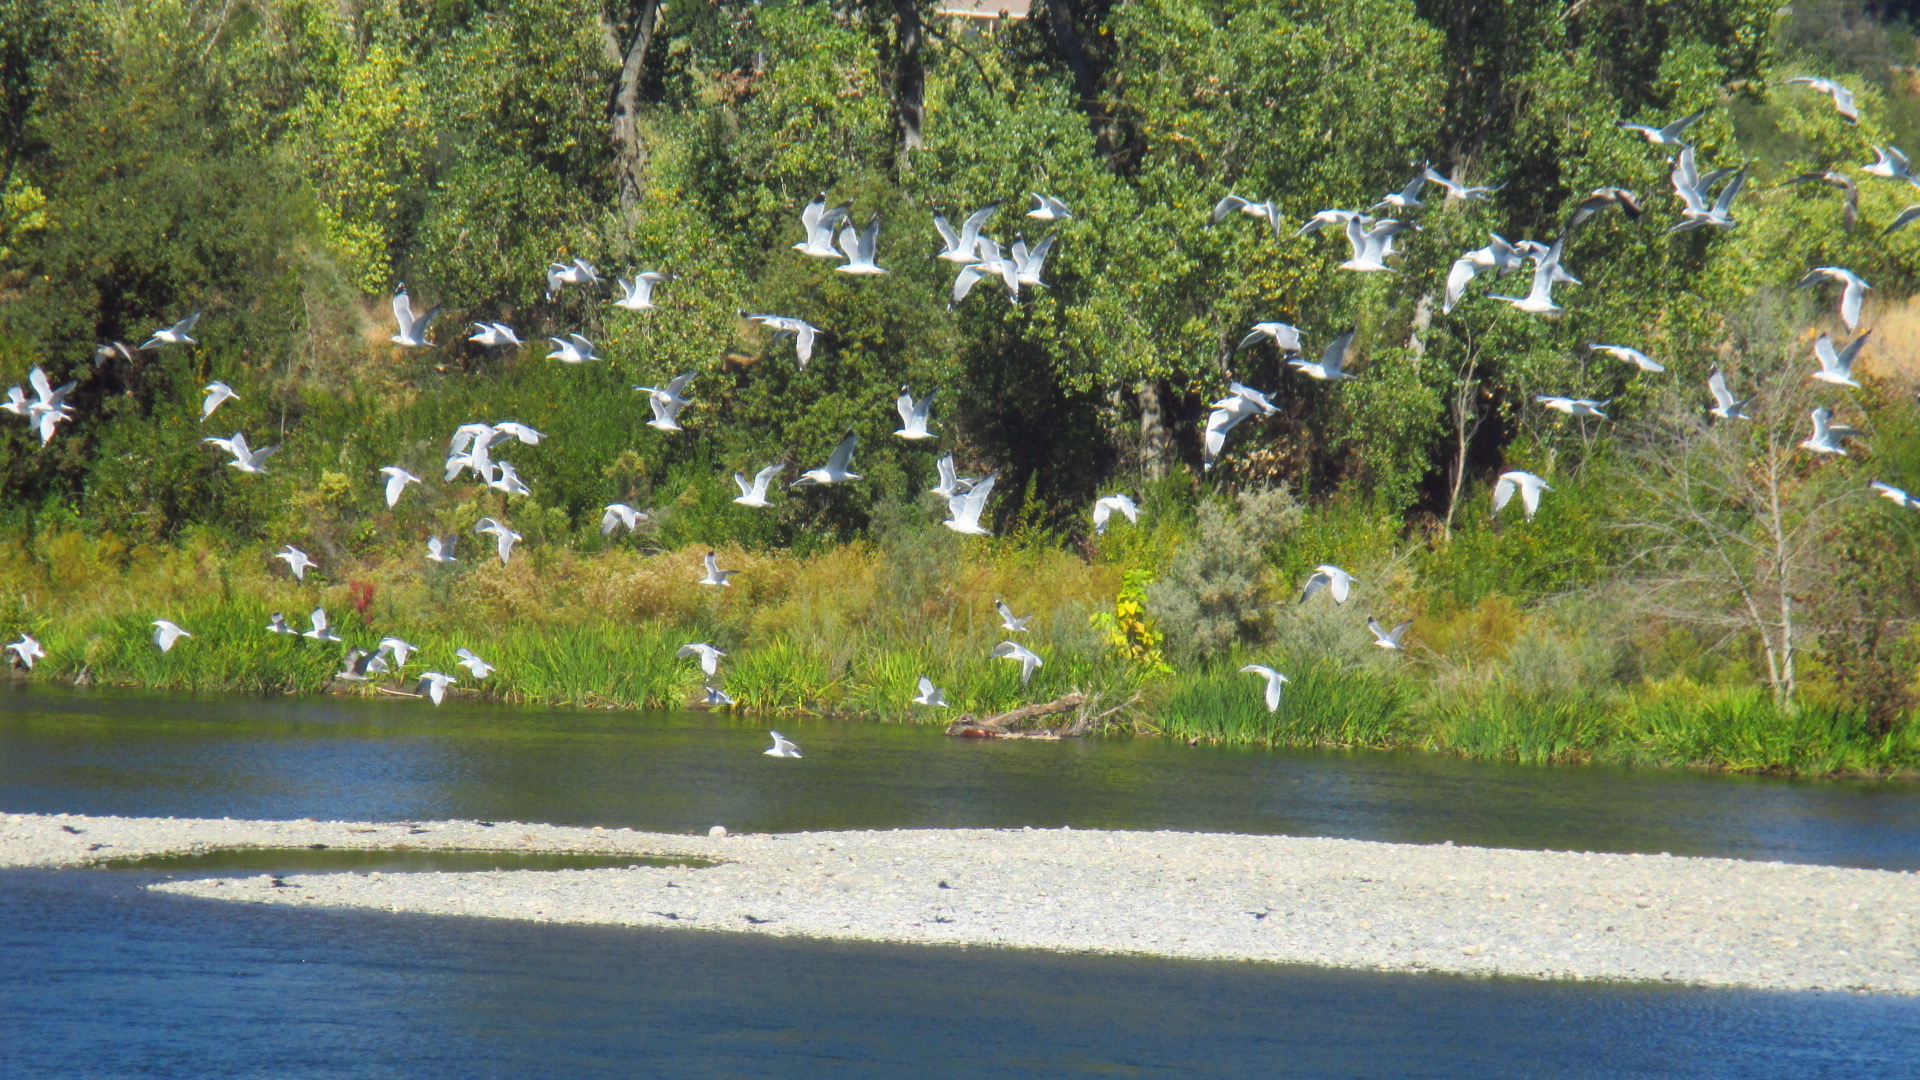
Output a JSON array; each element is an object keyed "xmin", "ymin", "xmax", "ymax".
[
  {"xmin": 5, "ymin": 812, "xmax": 1915, "ymax": 994},
  {"xmin": 2, "ymin": 530, "xmax": 1916, "ymax": 778}
]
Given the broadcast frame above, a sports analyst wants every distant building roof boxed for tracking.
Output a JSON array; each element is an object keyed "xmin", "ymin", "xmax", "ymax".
[{"xmin": 937, "ymin": 0, "xmax": 1031, "ymax": 18}]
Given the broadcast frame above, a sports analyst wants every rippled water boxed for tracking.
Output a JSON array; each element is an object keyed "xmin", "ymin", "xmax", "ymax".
[
  {"xmin": 3, "ymin": 686, "xmax": 1917, "ymax": 1077},
  {"xmin": 3, "ymin": 685, "xmax": 1918, "ymax": 867}
]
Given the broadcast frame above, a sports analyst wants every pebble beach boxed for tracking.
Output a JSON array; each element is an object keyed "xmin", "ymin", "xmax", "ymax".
[{"xmin": 4, "ymin": 812, "xmax": 1915, "ymax": 994}]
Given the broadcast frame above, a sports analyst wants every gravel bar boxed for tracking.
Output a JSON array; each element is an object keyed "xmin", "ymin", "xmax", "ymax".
[{"xmin": 5, "ymin": 812, "xmax": 1916, "ymax": 993}]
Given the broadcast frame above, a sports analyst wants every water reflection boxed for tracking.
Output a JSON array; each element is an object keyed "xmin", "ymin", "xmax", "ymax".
[{"xmin": 3, "ymin": 685, "xmax": 1917, "ymax": 868}]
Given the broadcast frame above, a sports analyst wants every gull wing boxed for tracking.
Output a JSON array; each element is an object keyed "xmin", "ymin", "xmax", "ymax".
[
  {"xmin": 1711, "ymin": 167, "xmax": 1748, "ymax": 216},
  {"xmin": 1210, "ymin": 195, "xmax": 1248, "ymax": 225},
  {"xmin": 665, "ymin": 371, "xmax": 696, "ymax": 399},
  {"xmin": 959, "ymin": 203, "xmax": 998, "ymax": 248},
  {"xmin": 1492, "ymin": 475, "xmax": 1518, "ymax": 514},
  {"xmin": 392, "ymin": 289, "xmax": 415, "ymax": 332},
  {"xmin": 825, "ymin": 433, "xmax": 857, "ymax": 474},
  {"xmin": 1319, "ymin": 331, "xmax": 1356, "ymax": 376},
  {"xmin": 932, "ymin": 214, "xmax": 960, "ymax": 253},
  {"xmin": 1445, "ymin": 258, "xmax": 1482, "ymax": 313},
  {"xmin": 896, "ymin": 389, "xmax": 917, "ymax": 429}
]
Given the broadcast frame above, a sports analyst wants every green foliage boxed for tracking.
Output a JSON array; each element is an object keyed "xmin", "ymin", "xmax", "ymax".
[{"xmin": 1146, "ymin": 487, "xmax": 1302, "ymax": 658}]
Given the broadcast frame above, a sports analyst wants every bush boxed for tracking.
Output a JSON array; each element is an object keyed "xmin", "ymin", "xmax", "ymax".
[{"xmin": 1147, "ymin": 488, "xmax": 1302, "ymax": 659}]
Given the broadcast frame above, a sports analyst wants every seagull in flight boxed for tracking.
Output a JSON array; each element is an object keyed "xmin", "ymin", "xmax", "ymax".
[
  {"xmin": 764, "ymin": 731, "xmax": 803, "ymax": 758},
  {"xmin": 6, "ymin": 633, "xmax": 45, "ymax": 669},
  {"xmin": 1870, "ymin": 481, "xmax": 1920, "ymax": 510},
  {"xmin": 733, "ymin": 463, "xmax": 782, "ymax": 508},
  {"xmin": 1786, "ymin": 76, "xmax": 1857, "ymax": 123},
  {"xmin": 1589, "ymin": 344, "xmax": 1664, "ymax": 373},
  {"xmin": 1536, "ymin": 395, "xmax": 1610, "ymax": 419},
  {"xmin": 949, "ymin": 237, "xmax": 1020, "ymax": 307},
  {"xmin": 1864, "ymin": 144, "xmax": 1920, "ymax": 186},
  {"xmin": 793, "ymin": 193, "xmax": 853, "ymax": 259},
  {"xmin": 1565, "ymin": 187, "xmax": 1644, "ymax": 230},
  {"xmin": 152, "ymin": 620, "xmax": 192, "ymax": 653},
  {"xmin": 995, "ymin": 598, "xmax": 1030, "ymax": 633},
  {"xmin": 992, "ymin": 641, "xmax": 1044, "ymax": 686},
  {"xmin": 1210, "ymin": 195, "xmax": 1283, "ymax": 238},
  {"xmin": 380, "ymin": 466, "xmax": 422, "ymax": 508},
  {"xmin": 613, "ymin": 272, "xmax": 670, "ymax": 311},
  {"xmin": 1289, "ymin": 331, "xmax": 1357, "ymax": 381},
  {"xmin": 1300, "ymin": 565, "xmax": 1358, "ymax": 605},
  {"xmin": 267, "ymin": 612, "xmax": 294, "ymax": 635},
  {"xmin": 546, "ymin": 333, "xmax": 601, "ymax": 364},
  {"xmin": 677, "ymin": 642, "xmax": 726, "ymax": 677},
  {"xmin": 378, "ymin": 637, "xmax": 418, "ymax": 669},
  {"xmin": 1800, "ymin": 407, "xmax": 1852, "ymax": 455},
  {"xmin": 1618, "ymin": 106, "xmax": 1708, "ymax": 146},
  {"xmin": 1798, "ymin": 266, "xmax": 1869, "ymax": 332},
  {"xmin": 1028, "ymin": 193, "xmax": 1072, "ymax": 221},
  {"xmin": 1812, "ymin": 331, "xmax": 1868, "ymax": 388},
  {"xmin": 1422, "ymin": 164, "xmax": 1502, "ymax": 203},
  {"xmin": 390, "ymin": 284, "xmax": 440, "ymax": 347},
  {"xmin": 1340, "ymin": 218, "xmax": 1413, "ymax": 272},
  {"xmin": 334, "ymin": 649, "xmax": 389, "ymax": 683},
  {"xmin": 1708, "ymin": 370, "xmax": 1753, "ymax": 420},
  {"xmin": 1011, "ymin": 234, "xmax": 1055, "ymax": 289},
  {"xmin": 601, "ymin": 503, "xmax": 649, "ymax": 536},
  {"xmin": 468, "ymin": 323, "xmax": 523, "ymax": 348},
  {"xmin": 1296, "ymin": 208, "xmax": 1368, "ymax": 237},
  {"xmin": 1493, "ymin": 471, "xmax": 1551, "ymax": 521},
  {"xmin": 1488, "ymin": 236, "xmax": 1569, "ymax": 316},
  {"xmin": 637, "ymin": 371, "xmax": 696, "ymax": 433},
  {"xmin": 1202, "ymin": 388, "xmax": 1269, "ymax": 467},
  {"xmin": 1092, "ymin": 494, "xmax": 1139, "ymax": 536},
  {"xmin": 427, "ymin": 534, "xmax": 458, "ymax": 563},
  {"xmin": 1444, "ymin": 234, "xmax": 1524, "ymax": 313},
  {"xmin": 207, "ymin": 431, "xmax": 277, "ymax": 474},
  {"xmin": 930, "ymin": 453, "xmax": 977, "ymax": 500},
  {"xmin": 943, "ymin": 475, "xmax": 996, "ymax": 535},
  {"xmin": 895, "ymin": 387, "xmax": 937, "ymax": 440},
  {"xmin": 1372, "ymin": 169, "xmax": 1429, "ymax": 211},
  {"xmin": 792, "ymin": 434, "xmax": 861, "ymax": 486},
  {"xmin": 836, "ymin": 213, "xmax": 887, "ymax": 275},
  {"xmin": 456, "ymin": 648, "xmax": 494, "ymax": 678},
  {"xmin": 140, "ymin": 312, "xmax": 201, "ymax": 350},
  {"xmin": 302, "ymin": 607, "xmax": 341, "ymax": 643},
  {"xmin": 1367, "ymin": 617, "xmax": 1414, "ymax": 650},
  {"xmin": 487, "ymin": 460, "xmax": 532, "ymax": 498},
  {"xmin": 416, "ymin": 672, "xmax": 456, "ymax": 706},
  {"xmin": 1667, "ymin": 147, "xmax": 1745, "ymax": 232},
  {"xmin": 545, "ymin": 259, "xmax": 600, "ymax": 299},
  {"xmin": 1238, "ymin": 321, "xmax": 1303, "ymax": 354},
  {"xmin": 1239, "ymin": 664, "xmax": 1289, "ymax": 713},
  {"xmin": 699, "ymin": 550, "xmax": 735, "ymax": 587},
  {"xmin": 274, "ymin": 545, "xmax": 315, "ymax": 581},
  {"xmin": 1783, "ymin": 170, "xmax": 1859, "ymax": 233},
  {"xmin": 201, "ymin": 382, "xmax": 238, "ymax": 421},
  {"xmin": 472, "ymin": 517, "xmax": 522, "ymax": 565},
  {"xmin": 912, "ymin": 676, "xmax": 948, "ymax": 707},
  {"xmin": 934, "ymin": 204, "xmax": 999, "ymax": 263},
  {"xmin": 492, "ymin": 422, "xmax": 543, "ymax": 445},
  {"xmin": 703, "ymin": 684, "xmax": 735, "ymax": 707},
  {"xmin": 742, "ymin": 313, "xmax": 822, "ymax": 369}
]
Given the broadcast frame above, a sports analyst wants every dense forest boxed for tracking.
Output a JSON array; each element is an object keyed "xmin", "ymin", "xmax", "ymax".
[{"xmin": 3, "ymin": 0, "xmax": 1920, "ymax": 772}]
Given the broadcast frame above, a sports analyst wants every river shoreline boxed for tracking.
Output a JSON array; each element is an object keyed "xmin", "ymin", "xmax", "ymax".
[{"xmin": 5, "ymin": 811, "xmax": 1915, "ymax": 994}]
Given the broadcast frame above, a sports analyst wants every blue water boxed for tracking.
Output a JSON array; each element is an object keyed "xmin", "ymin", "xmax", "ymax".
[{"xmin": 3, "ymin": 687, "xmax": 1917, "ymax": 1077}]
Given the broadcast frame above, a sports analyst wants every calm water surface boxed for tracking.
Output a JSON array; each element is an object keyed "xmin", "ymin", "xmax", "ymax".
[
  {"xmin": 3, "ymin": 686, "xmax": 1917, "ymax": 1077},
  {"xmin": 2, "ymin": 685, "xmax": 1917, "ymax": 867}
]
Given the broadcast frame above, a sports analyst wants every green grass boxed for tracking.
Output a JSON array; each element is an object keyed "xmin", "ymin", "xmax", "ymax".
[{"xmin": 1154, "ymin": 659, "xmax": 1410, "ymax": 748}]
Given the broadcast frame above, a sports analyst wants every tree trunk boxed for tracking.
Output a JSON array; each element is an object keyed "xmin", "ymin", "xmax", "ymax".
[
  {"xmin": 1039, "ymin": 0, "xmax": 1109, "ymax": 151},
  {"xmin": 1138, "ymin": 381, "xmax": 1167, "ymax": 482},
  {"xmin": 608, "ymin": 0, "xmax": 662, "ymax": 219},
  {"xmin": 891, "ymin": 0, "xmax": 926, "ymax": 154}
]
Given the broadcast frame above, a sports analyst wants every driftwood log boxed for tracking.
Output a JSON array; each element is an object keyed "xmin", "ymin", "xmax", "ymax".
[{"xmin": 945, "ymin": 692, "xmax": 1141, "ymax": 739}]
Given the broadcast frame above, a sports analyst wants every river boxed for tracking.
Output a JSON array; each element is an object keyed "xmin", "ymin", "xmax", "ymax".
[{"xmin": 2, "ymin": 686, "xmax": 1916, "ymax": 1077}]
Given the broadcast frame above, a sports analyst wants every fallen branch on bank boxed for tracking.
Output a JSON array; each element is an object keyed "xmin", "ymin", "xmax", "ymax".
[{"xmin": 945, "ymin": 691, "xmax": 1143, "ymax": 739}]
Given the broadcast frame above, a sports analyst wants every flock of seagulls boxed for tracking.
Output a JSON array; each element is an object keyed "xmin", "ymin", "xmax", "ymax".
[{"xmin": 6, "ymin": 75, "xmax": 1915, "ymax": 726}]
